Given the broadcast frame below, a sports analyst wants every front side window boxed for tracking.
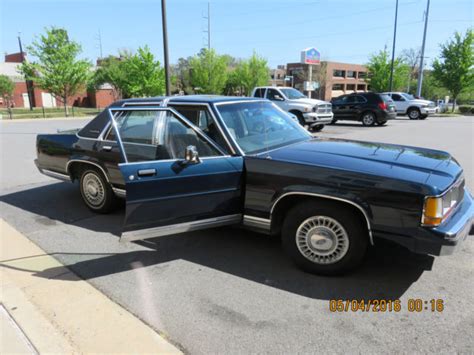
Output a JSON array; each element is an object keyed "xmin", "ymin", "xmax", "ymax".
[
  {"xmin": 110, "ymin": 110, "xmax": 221, "ymax": 162},
  {"xmin": 172, "ymin": 105, "xmax": 230, "ymax": 154},
  {"xmin": 279, "ymin": 88, "xmax": 306, "ymax": 99},
  {"xmin": 216, "ymin": 101, "xmax": 310, "ymax": 154},
  {"xmin": 391, "ymin": 94, "xmax": 404, "ymax": 101}
]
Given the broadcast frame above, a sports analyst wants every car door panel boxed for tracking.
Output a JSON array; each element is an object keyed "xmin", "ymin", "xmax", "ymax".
[{"xmin": 108, "ymin": 107, "xmax": 244, "ymax": 242}]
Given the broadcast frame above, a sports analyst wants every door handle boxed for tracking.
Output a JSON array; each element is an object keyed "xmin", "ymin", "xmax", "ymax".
[
  {"xmin": 102, "ymin": 145, "xmax": 113, "ymax": 152},
  {"xmin": 137, "ymin": 168, "xmax": 156, "ymax": 177}
]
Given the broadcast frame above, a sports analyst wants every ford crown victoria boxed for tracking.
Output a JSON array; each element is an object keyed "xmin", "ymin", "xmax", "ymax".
[{"xmin": 35, "ymin": 96, "xmax": 474, "ymax": 275}]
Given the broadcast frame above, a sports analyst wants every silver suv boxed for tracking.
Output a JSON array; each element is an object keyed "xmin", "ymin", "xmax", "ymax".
[
  {"xmin": 382, "ymin": 92, "xmax": 436, "ymax": 120},
  {"xmin": 251, "ymin": 86, "xmax": 333, "ymax": 131}
]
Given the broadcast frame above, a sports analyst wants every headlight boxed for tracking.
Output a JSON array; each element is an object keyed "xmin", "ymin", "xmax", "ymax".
[{"xmin": 422, "ymin": 179, "xmax": 465, "ymax": 226}]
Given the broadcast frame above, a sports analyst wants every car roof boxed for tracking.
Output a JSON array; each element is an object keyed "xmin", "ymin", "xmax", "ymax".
[{"xmin": 111, "ymin": 95, "xmax": 265, "ymax": 107}]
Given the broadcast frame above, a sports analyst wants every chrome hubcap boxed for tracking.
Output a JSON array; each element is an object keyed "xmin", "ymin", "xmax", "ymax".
[
  {"xmin": 363, "ymin": 114, "xmax": 374, "ymax": 125},
  {"xmin": 409, "ymin": 110, "xmax": 419, "ymax": 119},
  {"xmin": 82, "ymin": 173, "xmax": 105, "ymax": 207},
  {"xmin": 296, "ymin": 216, "xmax": 349, "ymax": 264}
]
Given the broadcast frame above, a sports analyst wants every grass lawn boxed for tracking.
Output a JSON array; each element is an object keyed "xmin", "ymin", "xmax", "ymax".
[{"xmin": 0, "ymin": 107, "xmax": 100, "ymax": 119}]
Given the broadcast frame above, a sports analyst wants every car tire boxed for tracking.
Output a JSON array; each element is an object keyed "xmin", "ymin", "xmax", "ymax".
[
  {"xmin": 361, "ymin": 111, "xmax": 376, "ymax": 126},
  {"xmin": 377, "ymin": 121, "xmax": 387, "ymax": 126},
  {"xmin": 311, "ymin": 124, "xmax": 324, "ymax": 132},
  {"xmin": 420, "ymin": 114, "xmax": 428, "ymax": 120},
  {"xmin": 408, "ymin": 107, "xmax": 421, "ymax": 120},
  {"xmin": 79, "ymin": 167, "xmax": 117, "ymax": 214},
  {"xmin": 281, "ymin": 202, "xmax": 369, "ymax": 275},
  {"xmin": 294, "ymin": 111, "xmax": 306, "ymax": 127}
]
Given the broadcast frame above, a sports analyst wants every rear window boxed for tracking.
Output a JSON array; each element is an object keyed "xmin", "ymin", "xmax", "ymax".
[{"xmin": 77, "ymin": 110, "xmax": 109, "ymax": 138}]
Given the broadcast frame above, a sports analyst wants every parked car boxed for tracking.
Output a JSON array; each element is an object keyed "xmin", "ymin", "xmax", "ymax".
[
  {"xmin": 330, "ymin": 92, "xmax": 396, "ymax": 126},
  {"xmin": 35, "ymin": 95, "xmax": 474, "ymax": 275},
  {"xmin": 382, "ymin": 92, "xmax": 437, "ymax": 119},
  {"xmin": 251, "ymin": 86, "xmax": 333, "ymax": 131}
]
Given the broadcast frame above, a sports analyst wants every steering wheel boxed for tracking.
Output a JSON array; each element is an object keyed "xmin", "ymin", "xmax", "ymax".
[{"xmin": 252, "ymin": 121, "xmax": 275, "ymax": 134}]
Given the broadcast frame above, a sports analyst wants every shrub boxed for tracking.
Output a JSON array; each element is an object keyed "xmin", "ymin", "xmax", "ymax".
[{"xmin": 458, "ymin": 105, "xmax": 474, "ymax": 114}]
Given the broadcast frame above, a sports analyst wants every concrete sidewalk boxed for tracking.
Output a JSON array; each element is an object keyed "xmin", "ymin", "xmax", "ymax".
[{"xmin": 0, "ymin": 219, "xmax": 181, "ymax": 354}]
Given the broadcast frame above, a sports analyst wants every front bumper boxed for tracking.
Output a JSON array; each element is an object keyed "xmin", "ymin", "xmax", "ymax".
[
  {"xmin": 412, "ymin": 188, "xmax": 474, "ymax": 255},
  {"xmin": 420, "ymin": 107, "xmax": 437, "ymax": 115},
  {"xmin": 303, "ymin": 112, "xmax": 333, "ymax": 125}
]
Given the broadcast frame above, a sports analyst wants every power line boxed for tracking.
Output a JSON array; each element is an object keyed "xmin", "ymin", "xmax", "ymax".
[{"xmin": 214, "ymin": 1, "xmax": 418, "ymax": 33}]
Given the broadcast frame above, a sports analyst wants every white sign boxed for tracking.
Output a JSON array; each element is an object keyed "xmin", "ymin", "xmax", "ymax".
[{"xmin": 304, "ymin": 81, "xmax": 319, "ymax": 91}]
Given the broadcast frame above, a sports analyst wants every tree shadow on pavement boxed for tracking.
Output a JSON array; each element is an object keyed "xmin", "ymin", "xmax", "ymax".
[{"xmin": 1, "ymin": 182, "xmax": 434, "ymax": 300}]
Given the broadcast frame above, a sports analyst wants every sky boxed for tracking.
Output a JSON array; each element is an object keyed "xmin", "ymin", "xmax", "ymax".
[{"xmin": 0, "ymin": 0, "xmax": 472, "ymax": 68}]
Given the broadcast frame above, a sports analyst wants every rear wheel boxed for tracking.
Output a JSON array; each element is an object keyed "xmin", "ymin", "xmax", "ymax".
[
  {"xmin": 361, "ymin": 112, "xmax": 376, "ymax": 126},
  {"xmin": 281, "ymin": 202, "xmax": 368, "ymax": 275},
  {"xmin": 408, "ymin": 107, "xmax": 421, "ymax": 120},
  {"xmin": 79, "ymin": 167, "xmax": 117, "ymax": 213}
]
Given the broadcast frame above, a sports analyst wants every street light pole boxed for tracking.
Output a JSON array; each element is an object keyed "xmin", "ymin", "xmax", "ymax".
[
  {"xmin": 161, "ymin": 0, "xmax": 171, "ymax": 96},
  {"xmin": 416, "ymin": 0, "xmax": 430, "ymax": 97},
  {"xmin": 388, "ymin": 0, "xmax": 399, "ymax": 92}
]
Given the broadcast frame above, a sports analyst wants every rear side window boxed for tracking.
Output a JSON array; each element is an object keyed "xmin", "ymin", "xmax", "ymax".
[
  {"xmin": 254, "ymin": 88, "xmax": 265, "ymax": 98},
  {"xmin": 77, "ymin": 110, "xmax": 109, "ymax": 138},
  {"xmin": 380, "ymin": 94, "xmax": 393, "ymax": 103}
]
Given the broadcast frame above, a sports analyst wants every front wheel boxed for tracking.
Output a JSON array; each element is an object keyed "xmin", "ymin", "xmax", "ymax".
[
  {"xmin": 407, "ymin": 107, "xmax": 421, "ymax": 120},
  {"xmin": 311, "ymin": 124, "xmax": 324, "ymax": 132},
  {"xmin": 281, "ymin": 202, "xmax": 368, "ymax": 275},
  {"xmin": 79, "ymin": 167, "xmax": 117, "ymax": 213},
  {"xmin": 294, "ymin": 112, "xmax": 306, "ymax": 127}
]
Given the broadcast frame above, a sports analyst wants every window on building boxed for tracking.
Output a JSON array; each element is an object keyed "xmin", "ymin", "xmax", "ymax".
[
  {"xmin": 333, "ymin": 69, "xmax": 346, "ymax": 77},
  {"xmin": 277, "ymin": 74, "xmax": 281, "ymax": 79},
  {"xmin": 357, "ymin": 84, "xmax": 366, "ymax": 91},
  {"xmin": 346, "ymin": 84, "xmax": 356, "ymax": 91},
  {"xmin": 347, "ymin": 70, "xmax": 357, "ymax": 78},
  {"xmin": 332, "ymin": 84, "xmax": 344, "ymax": 91},
  {"xmin": 358, "ymin": 72, "xmax": 367, "ymax": 79}
]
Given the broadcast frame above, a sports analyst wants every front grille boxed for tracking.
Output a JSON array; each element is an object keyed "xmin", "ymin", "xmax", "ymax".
[
  {"xmin": 315, "ymin": 104, "xmax": 332, "ymax": 114},
  {"xmin": 428, "ymin": 102, "xmax": 435, "ymax": 107}
]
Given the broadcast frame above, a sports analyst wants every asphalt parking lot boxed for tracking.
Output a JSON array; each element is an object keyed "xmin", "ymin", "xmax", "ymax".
[{"xmin": 1, "ymin": 115, "xmax": 473, "ymax": 354}]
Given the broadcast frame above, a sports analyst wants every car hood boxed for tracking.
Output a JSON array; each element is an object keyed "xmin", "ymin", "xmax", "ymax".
[
  {"xmin": 264, "ymin": 138, "xmax": 462, "ymax": 194},
  {"xmin": 293, "ymin": 98, "xmax": 330, "ymax": 106},
  {"xmin": 410, "ymin": 99, "xmax": 434, "ymax": 106}
]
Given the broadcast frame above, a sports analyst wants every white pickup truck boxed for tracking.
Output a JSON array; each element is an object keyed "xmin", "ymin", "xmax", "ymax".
[
  {"xmin": 251, "ymin": 86, "xmax": 333, "ymax": 131},
  {"xmin": 382, "ymin": 92, "xmax": 437, "ymax": 120}
]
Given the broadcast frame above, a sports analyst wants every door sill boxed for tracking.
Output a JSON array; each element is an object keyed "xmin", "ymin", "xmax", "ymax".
[{"xmin": 120, "ymin": 214, "xmax": 242, "ymax": 243}]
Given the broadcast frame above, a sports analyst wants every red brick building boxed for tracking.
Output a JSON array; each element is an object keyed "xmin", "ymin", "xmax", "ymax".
[{"xmin": 0, "ymin": 52, "xmax": 115, "ymax": 109}]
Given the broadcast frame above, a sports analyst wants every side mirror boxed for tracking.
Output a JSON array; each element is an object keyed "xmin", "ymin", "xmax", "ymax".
[
  {"xmin": 183, "ymin": 145, "xmax": 201, "ymax": 164},
  {"xmin": 274, "ymin": 95, "xmax": 284, "ymax": 101}
]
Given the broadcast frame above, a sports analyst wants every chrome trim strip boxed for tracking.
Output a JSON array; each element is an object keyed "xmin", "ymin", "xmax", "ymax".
[
  {"xmin": 122, "ymin": 101, "xmax": 163, "ymax": 107},
  {"xmin": 243, "ymin": 215, "xmax": 271, "ymax": 230},
  {"xmin": 112, "ymin": 187, "xmax": 126, "ymax": 198},
  {"xmin": 66, "ymin": 159, "xmax": 110, "ymax": 183},
  {"xmin": 117, "ymin": 155, "xmax": 233, "ymax": 167},
  {"xmin": 40, "ymin": 168, "xmax": 71, "ymax": 182},
  {"xmin": 120, "ymin": 214, "xmax": 242, "ymax": 243},
  {"xmin": 270, "ymin": 192, "xmax": 374, "ymax": 245},
  {"xmin": 167, "ymin": 102, "xmax": 237, "ymax": 155},
  {"xmin": 107, "ymin": 108, "xmax": 129, "ymax": 163},
  {"xmin": 213, "ymin": 99, "xmax": 268, "ymax": 106}
]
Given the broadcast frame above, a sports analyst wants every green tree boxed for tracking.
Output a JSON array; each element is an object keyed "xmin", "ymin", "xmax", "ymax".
[
  {"xmin": 189, "ymin": 49, "xmax": 228, "ymax": 94},
  {"xmin": 366, "ymin": 48, "xmax": 409, "ymax": 92},
  {"xmin": 92, "ymin": 46, "xmax": 165, "ymax": 98},
  {"xmin": 432, "ymin": 30, "xmax": 474, "ymax": 111},
  {"xmin": 232, "ymin": 52, "xmax": 269, "ymax": 96},
  {"xmin": 0, "ymin": 74, "xmax": 15, "ymax": 119},
  {"xmin": 20, "ymin": 27, "xmax": 91, "ymax": 116},
  {"xmin": 171, "ymin": 56, "xmax": 193, "ymax": 94}
]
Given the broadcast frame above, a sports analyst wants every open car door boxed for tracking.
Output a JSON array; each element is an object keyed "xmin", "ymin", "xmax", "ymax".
[{"xmin": 109, "ymin": 107, "xmax": 244, "ymax": 243}]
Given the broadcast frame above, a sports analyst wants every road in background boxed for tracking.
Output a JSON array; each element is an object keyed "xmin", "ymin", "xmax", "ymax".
[{"xmin": 1, "ymin": 116, "xmax": 473, "ymax": 354}]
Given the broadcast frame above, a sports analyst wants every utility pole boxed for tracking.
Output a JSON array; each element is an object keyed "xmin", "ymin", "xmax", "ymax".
[
  {"xmin": 416, "ymin": 0, "xmax": 430, "ymax": 97},
  {"xmin": 17, "ymin": 33, "xmax": 34, "ymax": 110},
  {"xmin": 388, "ymin": 0, "xmax": 399, "ymax": 92},
  {"xmin": 97, "ymin": 29, "xmax": 103, "ymax": 59},
  {"xmin": 203, "ymin": 2, "xmax": 211, "ymax": 50},
  {"xmin": 161, "ymin": 0, "xmax": 171, "ymax": 96}
]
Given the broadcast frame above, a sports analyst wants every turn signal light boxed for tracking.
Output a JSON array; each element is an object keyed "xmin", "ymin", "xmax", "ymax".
[{"xmin": 422, "ymin": 197, "xmax": 443, "ymax": 226}]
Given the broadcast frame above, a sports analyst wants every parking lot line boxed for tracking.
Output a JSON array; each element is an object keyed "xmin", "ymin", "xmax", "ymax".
[{"xmin": 0, "ymin": 219, "xmax": 182, "ymax": 354}]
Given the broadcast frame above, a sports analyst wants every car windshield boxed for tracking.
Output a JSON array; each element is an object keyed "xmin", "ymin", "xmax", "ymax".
[
  {"xmin": 216, "ymin": 101, "xmax": 311, "ymax": 154},
  {"xmin": 279, "ymin": 88, "xmax": 306, "ymax": 99},
  {"xmin": 401, "ymin": 93, "xmax": 414, "ymax": 100}
]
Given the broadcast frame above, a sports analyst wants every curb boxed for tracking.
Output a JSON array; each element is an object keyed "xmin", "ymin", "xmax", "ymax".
[{"xmin": 0, "ymin": 219, "xmax": 182, "ymax": 354}]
